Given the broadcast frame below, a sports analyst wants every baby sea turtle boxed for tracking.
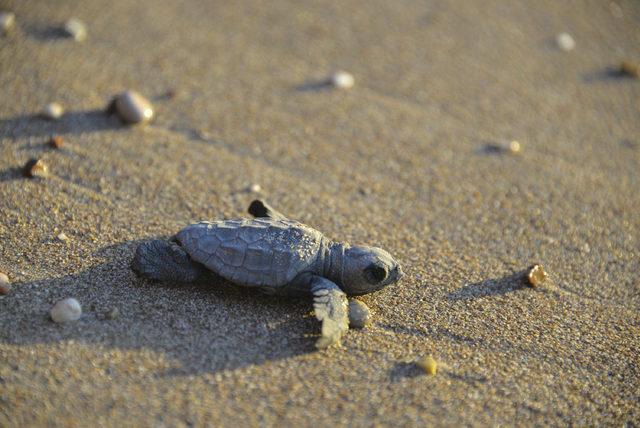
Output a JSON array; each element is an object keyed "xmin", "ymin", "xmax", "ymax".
[{"xmin": 131, "ymin": 200, "xmax": 403, "ymax": 348}]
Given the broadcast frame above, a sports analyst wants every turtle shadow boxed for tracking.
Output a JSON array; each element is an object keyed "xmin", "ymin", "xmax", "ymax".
[
  {"xmin": 447, "ymin": 270, "xmax": 531, "ymax": 301},
  {"xmin": 0, "ymin": 239, "xmax": 317, "ymax": 376},
  {"xmin": 0, "ymin": 109, "xmax": 123, "ymax": 140}
]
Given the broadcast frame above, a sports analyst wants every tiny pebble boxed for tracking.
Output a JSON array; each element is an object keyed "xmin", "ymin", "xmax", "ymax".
[
  {"xmin": 0, "ymin": 11, "xmax": 15, "ymax": 35},
  {"xmin": 63, "ymin": 18, "xmax": 87, "ymax": 42},
  {"xmin": 106, "ymin": 307, "xmax": 120, "ymax": 320},
  {"xmin": 248, "ymin": 183, "xmax": 262, "ymax": 193},
  {"xmin": 23, "ymin": 158, "xmax": 49, "ymax": 178},
  {"xmin": 348, "ymin": 299, "xmax": 371, "ymax": 329},
  {"xmin": 330, "ymin": 71, "xmax": 355, "ymax": 89},
  {"xmin": 50, "ymin": 298, "xmax": 82, "ymax": 323},
  {"xmin": 358, "ymin": 187, "xmax": 371, "ymax": 196},
  {"xmin": 0, "ymin": 272, "xmax": 11, "ymax": 295},
  {"xmin": 619, "ymin": 61, "xmax": 640, "ymax": 78},
  {"xmin": 112, "ymin": 90, "xmax": 154, "ymax": 124},
  {"xmin": 527, "ymin": 264, "xmax": 547, "ymax": 287},
  {"xmin": 508, "ymin": 140, "xmax": 521, "ymax": 153},
  {"xmin": 416, "ymin": 355, "xmax": 438, "ymax": 375},
  {"xmin": 56, "ymin": 232, "xmax": 69, "ymax": 242},
  {"xmin": 49, "ymin": 135, "xmax": 64, "ymax": 149},
  {"xmin": 556, "ymin": 33, "xmax": 575, "ymax": 51},
  {"xmin": 42, "ymin": 102, "xmax": 64, "ymax": 120}
]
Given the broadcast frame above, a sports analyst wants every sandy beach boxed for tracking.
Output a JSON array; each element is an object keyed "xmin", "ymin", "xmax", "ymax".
[{"xmin": 1, "ymin": 0, "xmax": 639, "ymax": 426}]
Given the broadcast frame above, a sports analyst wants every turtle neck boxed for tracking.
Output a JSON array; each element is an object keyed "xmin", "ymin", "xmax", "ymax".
[{"xmin": 322, "ymin": 241, "xmax": 348, "ymax": 286}]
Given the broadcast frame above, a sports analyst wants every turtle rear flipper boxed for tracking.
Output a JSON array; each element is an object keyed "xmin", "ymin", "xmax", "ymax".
[
  {"xmin": 131, "ymin": 239, "xmax": 205, "ymax": 283},
  {"xmin": 248, "ymin": 200, "xmax": 287, "ymax": 220}
]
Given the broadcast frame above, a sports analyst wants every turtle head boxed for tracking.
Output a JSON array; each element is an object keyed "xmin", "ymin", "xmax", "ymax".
[{"xmin": 339, "ymin": 245, "xmax": 403, "ymax": 295}]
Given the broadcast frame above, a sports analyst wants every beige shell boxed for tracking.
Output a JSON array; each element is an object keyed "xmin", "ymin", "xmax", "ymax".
[
  {"xmin": 114, "ymin": 90, "xmax": 154, "ymax": 124},
  {"xmin": 0, "ymin": 272, "xmax": 11, "ymax": 295},
  {"xmin": 0, "ymin": 12, "xmax": 15, "ymax": 35}
]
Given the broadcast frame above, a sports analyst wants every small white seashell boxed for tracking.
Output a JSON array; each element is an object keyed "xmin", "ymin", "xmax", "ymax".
[
  {"xmin": 63, "ymin": 18, "xmax": 87, "ymax": 42},
  {"xmin": 348, "ymin": 299, "xmax": 371, "ymax": 329},
  {"xmin": 0, "ymin": 11, "xmax": 15, "ymax": 35},
  {"xmin": 330, "ymin": 71, "xmax": 355, "ymax": 89},
  {"xmin": 42, "ymin": 102, "xmax": 64, "ymax": 120},
  {"xmin": 50, "ymin": 298, "xmax": 82, "ymax": 323},
  {"xmin": 556, "ymin": 33, "xmax": 575, "ymax": 51},
  {"xmin": 113, "ymin": 90, "xmax": 154, "ymax": 124}
]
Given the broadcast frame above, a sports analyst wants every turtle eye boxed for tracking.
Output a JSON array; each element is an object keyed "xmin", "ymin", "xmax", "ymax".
[{"xmin": 364, "ymin": 264, "xmax": 388, "ymax": 284}]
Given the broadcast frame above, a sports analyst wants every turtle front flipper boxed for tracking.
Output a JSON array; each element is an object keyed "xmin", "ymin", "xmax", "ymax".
[
  {"xmin": 248, "ymin": 199, "xmax": 288, "ymax": 220},
  {"xmin": 308, "ymin": 276, "xmax": 349, "ymax": 349},
  {"xmin": 131, "ymin": 239, "xmax": 206, "ymax": 283}
]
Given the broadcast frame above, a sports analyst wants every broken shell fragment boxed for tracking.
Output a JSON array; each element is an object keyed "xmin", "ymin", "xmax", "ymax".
[
  {"xmin": 111, "ymin": 90, "xmax": 154, "ymax": 124},
  {"xmin": 23, "ymin": 158, "xmax": 49, "ymax": 178},
  {"xmin": 348, "ymin": 299, "xmax": 372, "ymax": 329},
  {"xmin": 416, "ymin": 355, "xmax": 438, "ymax": 375},
  {"xmin": 527, "ymin": 264, "xmax": 547, "ymax": 287}
]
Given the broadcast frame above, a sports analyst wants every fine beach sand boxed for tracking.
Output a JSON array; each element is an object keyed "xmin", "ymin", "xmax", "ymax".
[{"xmin": 1, "ymin": 0, "xmax": 639, "ymax": 426}]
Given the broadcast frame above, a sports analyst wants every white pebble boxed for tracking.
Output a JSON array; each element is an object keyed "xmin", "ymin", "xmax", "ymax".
[
  {"xmin": 56, "ymin": 232, "xmax": 69, "ymax": 242},
  {"xmin": 51, "ymin": 298, "xmax": 82, "ymax": 323},
  {"xmin": 42, "ymin": 102, "xmax": 64, "ymax": 120},
  {"xmin": 113, "ymin": 90, "xmax": 154, "ymax": 124},
  {"xmin": 248, "ymin": 183, "xmax": 262, "ymax": 193},
  {"xmin": 63, "ymin": 18, "xmax": 87, "ymax": 42},
  {"xmin": 556, "ymin": 33, "xmax": 575, "ymax": 51},
  {"xmin": 348, "ymin": 299, "xmax": 371, "ymax": 329},
  {"xmin": 0, "ymin": 11, "xmax": 15, "ymax": 35},
  {"xmin": 330, "ymin": 71, "xmax": 355, "ymax": 89}
]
